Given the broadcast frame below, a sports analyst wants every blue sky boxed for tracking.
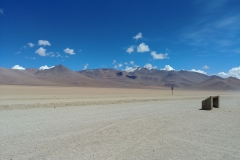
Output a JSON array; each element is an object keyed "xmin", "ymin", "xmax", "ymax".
[{"xmin": 0, "ymin": 0, "xmax": 240, "ymax": 78}]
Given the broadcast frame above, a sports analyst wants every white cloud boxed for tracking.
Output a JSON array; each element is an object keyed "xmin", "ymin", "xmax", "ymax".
[
  {"xmin": 134, "ymin": 65, "xmax": 139, "ymax": 68},
  {"xmin": 53, "ymin": 52, "xmax": 61, "ymax": 57},
  {"xmin": 35, "ymin": 47, "xmax": 47, "ymax": 56},
  {"xmin": 28, "ymin": 43, "xmax": 35, "ymax": 48},
  {"xmin": 151, "ymin": 51, "xmax": 169, "ymax": 60},
  {"xmin": 124, "ymin": 62, "xmax": 128, "ymax": 65},
  {"xmin": 83, "ymin": 63, "xmax": 88, "ymax": 70},
  {"xmin": 125, "ymin": 66, "xmax": 138, "ymax": 72},
  {"xmin": 118, "ymin": 64, "xmax": 123, "ymax": 68},
  {"xmin": 49, "ymin": 52, "xmax": 61, "ymax": 58},
  {"xmin": 11, "ymin": 65, "xmax": 25, "ymax": 70},
  {"xmin": 113, "ymin": 60, "xmax": 116, "ymax": 64},
  {"xmin": 161, "ymin": 65, "xmax": 175, "ymax": 71},
  {"xmin": 191, "ymin": 69, "xmax": 207, "ymax": 75},
  {"xmin": 126, "ymin": 66, "xmax": 141, "ymax": 72},
  {"xmin": 126, "ymin": 46, "xmax": 134, "ymax": 54},
  {"xmin": 114, "ymin": 65, "xmax": 118, "ymax": 69},
  {"xmin": 38, "ymin": 40, "xmax": 51, "ymax": 46},
  {"xmin": 144, "ymin": 63, "xmax": 157, "ymax": 70},
  {"xmin": 39, "ymin": 65, "xmax": 54, "ymax": 70},
  {"xmin": 0, "ymin": 9, "xmax": 3, "ymax": 15},
  {"xmin": 64, "ymin": 47, "xmax": 75, "ymax": 55},
  {"xmin": 137, "ymin": 43, "xmax": 150, "ymax": 52},
  {"xmin": 218, "ymin": 66, "xmax": 240, "ymax": 79},
  {"xmin": 218, "ymin": 72, "xmax": 227, "ymax": 77},
  {"xmin": 133, "ymin": 32, "xmax": 142, "ymax": 40},
  {"xmin": 130, "ymin": 61, "xmax": 134, "ymax": 65},
  {"xmin": 203, "ymin": 65, "xmax": 210, "ymax": 69}
]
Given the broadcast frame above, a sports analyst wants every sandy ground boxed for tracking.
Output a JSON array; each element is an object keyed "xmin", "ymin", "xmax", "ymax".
[{"xmin": 0, "ymin": 85, "xmax": 240, "ymax": 159}]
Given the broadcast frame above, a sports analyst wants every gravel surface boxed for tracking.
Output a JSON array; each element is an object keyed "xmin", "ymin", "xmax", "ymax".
[{"xmin": 0, "ymin": 85, "xmax": 240, "ymax": 159}]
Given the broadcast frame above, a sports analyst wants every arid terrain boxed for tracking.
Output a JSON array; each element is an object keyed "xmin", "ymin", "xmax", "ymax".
[
  {"xmin": 1, "ymin": 65, "xmax": 240, "ymax": 90},
  {"xmin": 0, "ymin": 85, "xmax": 240, "ymax": 159}
]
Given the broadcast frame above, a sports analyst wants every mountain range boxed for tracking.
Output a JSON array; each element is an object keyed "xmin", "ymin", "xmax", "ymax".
[{"xmin": 1, "ymin": 64, "xmax": 240, "ymax": 90}]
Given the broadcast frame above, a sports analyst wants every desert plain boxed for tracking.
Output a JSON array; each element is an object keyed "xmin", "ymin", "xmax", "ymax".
[{"xmin": 0, "ymin": 85, "xmax": 240, "ymax": 159}]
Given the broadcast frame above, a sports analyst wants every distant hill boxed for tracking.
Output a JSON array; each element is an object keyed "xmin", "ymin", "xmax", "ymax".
[
  {"xmin": 77, "ymin": 68, "xmax": 210, "ymax": 88},
  {"xmin": 0, "ymin": 65, "xmax": 99, "ymax": 87},
  {"xmin": 0, "ymin": 67, "xmax": 53, "ymax": 85},
  {"xmin": 34, "ymin": 64, "xmax": 99, "ymax": 86},
  {"xmin": 1, "ymin": 65, "xmax": 240, "ymax": 90},
  {"xmin": 76, "ymin": 69, "xmax": 139, "ymax": 87},
  {"xmin": 191, "ymin": 76, "xmax": 240, "ymax": 90}
]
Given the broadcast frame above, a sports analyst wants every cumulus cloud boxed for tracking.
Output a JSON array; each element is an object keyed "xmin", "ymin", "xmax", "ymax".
[
  {"xmin": 203, "ymin": 65, "xmax": 210, "ymax": 69},
  {"xmin": 35, "ymin": 47, "xmax": 47, "ymax": 56},
  {"xmin": 39, "ymin": 65, "xmax": 54, "ymax": 70},
  {"xmin": 11, "ymin": 65, "xmax": 25, "ymax": 70},
  {"xmin": 83, "ymin": 63, "xmax": 88, "ymax": 70},
  {"xmin": 28, "ymin": 43, "xmax": 35, "ymax": 48},
  {"xmin": 137, "ymin": 43, "xmax": 150, "ymax": 52},
  {"xmin": 133, "ymin": 33, "xmax": 143, "ymax": 40},
  {"xmin": 130, "ymin": 61, "xmax": 134, "ymax": 65},
  {"xmin": 218, "ymin": 72, "xmax": 227, "ymax": 77},
  {"xmin": 125, "ymin": 66, "xmax": 136, "ymax": 72},
  {"xmin": 112, "ymin": 60, "xmax": 116, "ymax": 64},
  {"xmin": 151, "ymin": 51, "xmax": 169, "ymax": 60},
  {"xmin": 114, "ymin": 65, "xmax": 118, "ymax": 69},
  {"xmin": 124, "ymin": 62, "xmax": 128, "ymax": 65},
  {"xmin": 218, "ymin": 66, "xmax": 240, "ymax": 79},
  {"xmin": 144, "ymin": 63, "xmax": 157, "ymax": 70},
  {"xmin": 118, "ymin": 64, "xmax": 123, "ymax": 68},
  {"xmin": 64, "ymin": 47, "xmax": 75, "ymax": 55},
  {"xmin": 161, "ymin": 65, "xmax": 175, "ymax": 71},
  {"xmin": 126, "ymin": 46, "xmax": 134, "ymax": 54},
  {"xmin": 38, "ymin": 40, "xmax": 51, "ymax": 46},
  {"xmin": 191, "ymin": 69, "xmax": 207, "ymax": 75}
]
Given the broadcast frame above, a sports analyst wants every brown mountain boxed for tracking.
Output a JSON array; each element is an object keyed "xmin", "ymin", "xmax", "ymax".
[
  {"xmin": 191, "ymin": 76, "xmax": 240, "ymax": 90},
  {"xmin": 0, "ymin": 65, "xmax": 99, "ymax": 86},
  {"xmin": 26, "ymin": 68, "xmax": 38, "ymax": 74},
  {"xmin": 34, "ymin": 64, "xmax": 99, "ymax": 86},
  {"xmin": 131, "ymin": 69, "xmax": 210, "ymax": 87},
  {"xmin": 0, "ymin": 67, "xmax": 53, "ymax": 85},
  {"xmin": 76, "ymin": 69, "xmax": 139, "ymax": 87},
  {"xmin": 1, "ymin": 65, "xmax": 240, "ymax": 90},
  {"xmin": 77, "ymin": 68, "xmax": 210, "ymax": 88}
]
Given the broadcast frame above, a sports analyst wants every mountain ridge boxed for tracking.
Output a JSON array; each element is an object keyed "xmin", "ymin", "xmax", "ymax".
[{"xmin": 1, "ymin": 65, "xmax": 240, "ymax": 90}]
